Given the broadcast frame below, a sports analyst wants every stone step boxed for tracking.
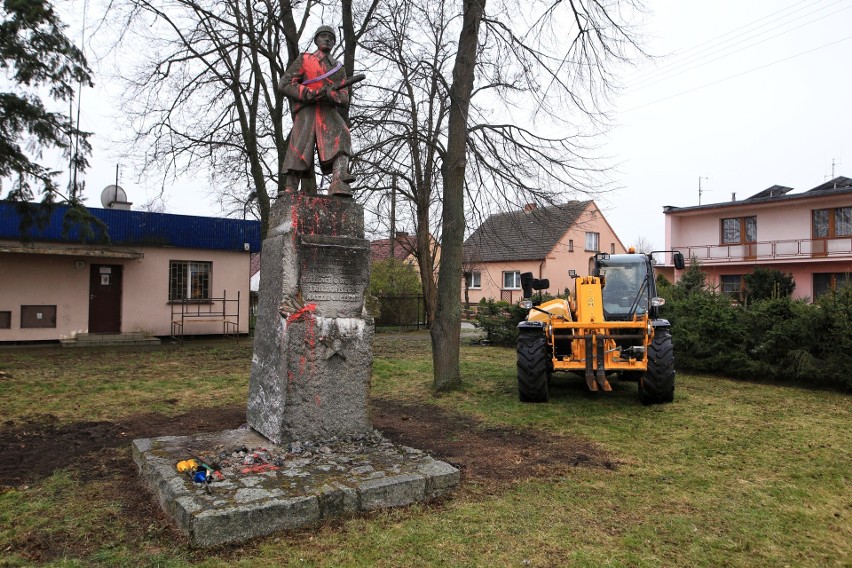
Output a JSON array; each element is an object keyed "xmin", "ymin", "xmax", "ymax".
[
  {"xmin": 74, "ymin": 332, "xmax": 151, "ymax": 341},
  {"xmin": 60, "ymin": 334, "xmax": 161, "ymax": 348}
]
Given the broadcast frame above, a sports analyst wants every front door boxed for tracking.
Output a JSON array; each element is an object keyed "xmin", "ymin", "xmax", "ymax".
[{"xmin": 89, "ymin": 264, "xmax": 123, "ymax": 333}]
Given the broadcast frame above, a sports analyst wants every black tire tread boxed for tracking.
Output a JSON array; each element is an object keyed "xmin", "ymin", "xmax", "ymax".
[
  {"xmin": 517, "ymin": 331, "xmax": 549, "ymax": 402},
  {"xmin": 640, "ymin": 329, "xmax": 675, "ymax": 405}
]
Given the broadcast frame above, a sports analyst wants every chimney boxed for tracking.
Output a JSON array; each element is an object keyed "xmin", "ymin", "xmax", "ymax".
[
  {"xmin": 395, "ymin": 231, "xmax": 408, "ymax": 238},
  {"xmin": 731, "ymin": 192, "xmax": 736, "ymax": 202},
  {"xmin": 523, "ymin": 203, "xmax": 537, "ymax": 213}
]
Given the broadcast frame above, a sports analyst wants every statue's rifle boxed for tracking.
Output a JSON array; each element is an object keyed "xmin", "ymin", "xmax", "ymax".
[{"xmin": 327, "ymin": 74, "xmax": 366, "ymax": 92}]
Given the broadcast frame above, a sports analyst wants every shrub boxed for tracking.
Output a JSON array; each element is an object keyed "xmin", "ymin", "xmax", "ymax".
[
  {"xmin": 743, "ymin": 267, "xmax": 795, "ymax": 304},
  {"xmin": 473, "ymin": 298, "xmax": 527, "ymax": 346},
  {"xmin": 664, "ymin": 288, "xmax": 751, "ymax": 376},
  {"xmin": 672, "ymin": 257, "xmax": 707, "ymax": 298},
  {"xmin": 659, "ymin": 266, "xmax": 852, "ymax": 391},
  {"xmin": 369, "ymin": 259, "xmax": 422, "ymax": 296},
  {"xmin": 801, "ymin": 285, "xmax": 852, "ymax": 389}
]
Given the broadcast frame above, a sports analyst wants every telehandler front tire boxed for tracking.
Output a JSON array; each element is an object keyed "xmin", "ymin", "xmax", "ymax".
[
  {"xmin": 639, "ymin": 328, "xmax": 675, "ymax": 405},
  {"xmin": 517, "ymin": 331, "xmax": 550, "ymax": 402}
]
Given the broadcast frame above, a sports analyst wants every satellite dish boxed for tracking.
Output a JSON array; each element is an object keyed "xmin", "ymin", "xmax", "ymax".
[{"xmin": 100, "ymin": 185, "xmax": 132, "ymax": 210}]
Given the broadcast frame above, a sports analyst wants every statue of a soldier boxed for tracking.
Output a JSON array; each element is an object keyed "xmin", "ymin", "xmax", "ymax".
[{"xmin": 279, "ymin": 25, "xmax": 357, "ymax": 197}]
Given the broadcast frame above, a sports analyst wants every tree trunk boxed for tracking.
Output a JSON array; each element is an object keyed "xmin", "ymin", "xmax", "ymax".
[
  {"xmin": 416, "ymin": 191, "xmax": 438, "ymax": 327},
  {"xmin": 431, "ymin": 0, "xmax": 486, "ymax": 391}
]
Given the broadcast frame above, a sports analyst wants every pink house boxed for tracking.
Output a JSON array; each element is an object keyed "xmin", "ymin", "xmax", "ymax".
[
  {"xmin": 664, "ymin": 176, "xmax": 852, "ymax": 300},
  {"xmin": 463, "ymin": 201, "xmax": 626, "ymax": 305},
  {"xmin": 0, "ymin": 203, "xmax": 260, "ymax": 343}
]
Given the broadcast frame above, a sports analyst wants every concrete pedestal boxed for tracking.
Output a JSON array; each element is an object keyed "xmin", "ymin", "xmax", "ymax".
[
  {"xmin": 135, "ymin": 193, "xmax": 459, "ymax": 547},
  {"xmin": 247, "ymin": 194, "xmax": 373, "ymax": 443}
]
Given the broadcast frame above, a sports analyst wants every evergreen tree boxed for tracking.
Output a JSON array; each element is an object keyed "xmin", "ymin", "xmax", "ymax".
[
  {"xmin": 743, "ymin": 267, "xmax": 796, "ymax": 303},
  {"xmin": 673, "ymin": 257, "xmax": 707, "ymax": 298},
  {"xmin": 1, "ymin": 0, "xmax": 92, "ymax": 208}
]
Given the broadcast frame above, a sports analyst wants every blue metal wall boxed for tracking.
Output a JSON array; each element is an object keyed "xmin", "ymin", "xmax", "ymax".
[{"xmin": 0, "ymin": 202, "xmax": 261, "ymax": 252}]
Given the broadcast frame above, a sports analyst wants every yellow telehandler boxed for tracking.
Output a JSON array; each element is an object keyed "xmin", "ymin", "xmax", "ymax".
[{"xmin": 517, "ymin": 249, "xmax": 685, "ymax": 404}]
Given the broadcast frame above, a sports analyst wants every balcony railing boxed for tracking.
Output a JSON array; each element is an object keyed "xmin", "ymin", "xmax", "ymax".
[{"xmin": 676, "ymin": 237, "xmax": 852, "ymax": 264}]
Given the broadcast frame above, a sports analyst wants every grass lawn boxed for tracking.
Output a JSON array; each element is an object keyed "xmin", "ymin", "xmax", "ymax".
[{"xmin": 0, "ymin": 333, "xmax": 849, "ymax": 567}]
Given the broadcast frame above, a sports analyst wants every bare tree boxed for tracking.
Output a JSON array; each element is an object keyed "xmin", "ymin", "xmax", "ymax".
[
  {"xmin": 428, "ymin": 0, "xmax": 486, "ymax": 389},
  {"xmin": 353, "ymin": 0, "xmax": 645, "ymax": 389},
  {"xmin": 632, "ymin": 235, "xmax": 655, "ymax": 254},
  {"xmin": 353, "ymin": 0, "xmax": 454, "ymax": 327}
]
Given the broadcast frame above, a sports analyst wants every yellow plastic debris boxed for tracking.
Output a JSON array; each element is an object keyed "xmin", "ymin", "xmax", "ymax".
[{"xmin": 176, "ymin": 459, "xmax": 198, "ymax": 473}]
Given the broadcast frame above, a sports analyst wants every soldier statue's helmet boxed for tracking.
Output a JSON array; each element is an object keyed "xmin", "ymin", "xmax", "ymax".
[{"xmin": 314, "ymin": 25, "xmax": 336, "ymax": 42}]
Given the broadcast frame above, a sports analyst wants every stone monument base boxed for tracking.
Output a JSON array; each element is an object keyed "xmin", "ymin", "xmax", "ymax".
[{"xmin": 132, "ymin": 428, "xmax": 459, "ymax": 548}]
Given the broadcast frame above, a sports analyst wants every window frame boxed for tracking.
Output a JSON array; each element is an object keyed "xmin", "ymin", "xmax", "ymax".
[
  {"xmin": 721, "ymin": 216, "xmax": 757, "ymax": 245},
  {"xmin": 720, "ymin": 274, "xmax": 744, "ymax": 301},
  {"xmin": 502, "ymin": 270, "xmax": 521, "ymax": 290},
  {"xmin": 169, "ymin": 260, "xmax": 213, "ymax": 302},
  {"xmin": 812, "ymin": 207, "xmax": 852, "ymax": 239},
  {"xmin": 584, "ymin": 232, "xmax": 600, "ymax": 252},
  {"xmin": 465, "ymin": 270, "xmax": 482, "ymax": 290},
  {"xmin": 813, "ymin": 272, "xmax": 852, "ymax": 299}
]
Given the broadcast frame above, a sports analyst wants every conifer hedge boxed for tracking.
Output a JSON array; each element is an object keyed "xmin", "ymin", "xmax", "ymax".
[{"xmin": 659, "ymin": 262, "xmax": 852, "ymax": 390}]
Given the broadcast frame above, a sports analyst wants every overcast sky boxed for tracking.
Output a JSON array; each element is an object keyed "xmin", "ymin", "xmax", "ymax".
[
  {"xmin": 54, "ymin": 0, "xmax": 852, "ymax": 248},
  {"xmin": 605, "ymin": 0, "xmax": 852, "ymax": 249}
]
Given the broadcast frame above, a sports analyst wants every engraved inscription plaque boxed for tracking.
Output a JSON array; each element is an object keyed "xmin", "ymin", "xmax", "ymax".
[{"xmin": 299, "ymin": 235, "xmax": 369, "ymax": 318}]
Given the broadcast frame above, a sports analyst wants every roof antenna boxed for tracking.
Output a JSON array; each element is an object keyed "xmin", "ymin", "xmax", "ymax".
[
  {"xmin": 698, "ymin": 176, "xmax": 710, "ymax": 205},
  {"xmin": 826, "ymin": 158, "xmax": 842, "ymax": 183}
]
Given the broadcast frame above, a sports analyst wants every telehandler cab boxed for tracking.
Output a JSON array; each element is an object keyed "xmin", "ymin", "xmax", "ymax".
[{"xmin": 516, "ymin": 249, "xmax": 685, "ymax": 404}]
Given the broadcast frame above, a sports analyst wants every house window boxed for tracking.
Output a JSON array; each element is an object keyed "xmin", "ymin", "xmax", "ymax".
[
  {"xmin": 585, "ymin": 232, "xmax": 599, "ymax": 252},
  {"xmin": 813, "ymin": 207, "xmax": 852, "ymax": 238},
  {"xmin": 610, "ymin": 243, "xmax": 615, "ymax": 254},
  {"xmin": 721, "ymin": 216, "xmax": 757, "ymax": 244},
  {"xmin": 465, "ymin": 270, "xmax": 481, "ymax": 289},
  {"xmin": 813, "ymin": 273, "xmax": 852, "ymax": 299},
  {"xmin": 568, "ymin": 239, "xmax": 574, "ymax": 252},
  {"xmin": 503, "ymin": 271, "xmax": 521, "ymax": 290},
  {"xmin": 0, "ymin": 311, "xmax": 10, "ymax": 329},
  {"xmin": 169, "ymin": 261, "xmax": 212, "ymax": 301},
  {"xmin": 720, "ymin": 275, "xmax": 743, "ymax": 300}
]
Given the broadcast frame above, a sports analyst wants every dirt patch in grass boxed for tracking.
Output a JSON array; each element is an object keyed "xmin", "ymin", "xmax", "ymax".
[
  {"xmin": 0, "ymin": 400, "xmax": 613, "ymax": 562},
  {"xmin": 0, "ymin": 400, "xmax": 613, "ymax": 489},
  {"xmin": 0, "ymin": 406, "xmax": 248, "ymax": 487},
  {"xmin": 372, "ymin": 398, "xmax": 617, "ymax": 489}
]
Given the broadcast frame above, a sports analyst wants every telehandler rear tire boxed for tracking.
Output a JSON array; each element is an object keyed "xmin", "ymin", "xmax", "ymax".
[
  {"xmin": 517, "ymin": 331, "xmax": 550, "ymax": 402},
  {"xmin": 640, "ymin": 328, "xmax": 675, "ymax": 405}
]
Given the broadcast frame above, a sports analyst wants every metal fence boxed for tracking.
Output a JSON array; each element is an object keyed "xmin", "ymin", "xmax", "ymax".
[
  {"xmin": 375, "ymin": 294, "xmax": 427, "ymax": 330},
  {"xmin": 249, "ymin": 292, "xmax": 259, "ymax": 335},
  {"xmin": 679, "ymin": 236, "xmax": 852, "ymax": 264}
]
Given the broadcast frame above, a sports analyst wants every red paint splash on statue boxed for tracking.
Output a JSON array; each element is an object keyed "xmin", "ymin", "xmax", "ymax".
[
  {"xmin": 277, "ymin": 25, "xmax": 356, "ymax": 197},
  {"xmin": 285, "ymin": 303, "xmax": 318, "ymax": 384}
]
